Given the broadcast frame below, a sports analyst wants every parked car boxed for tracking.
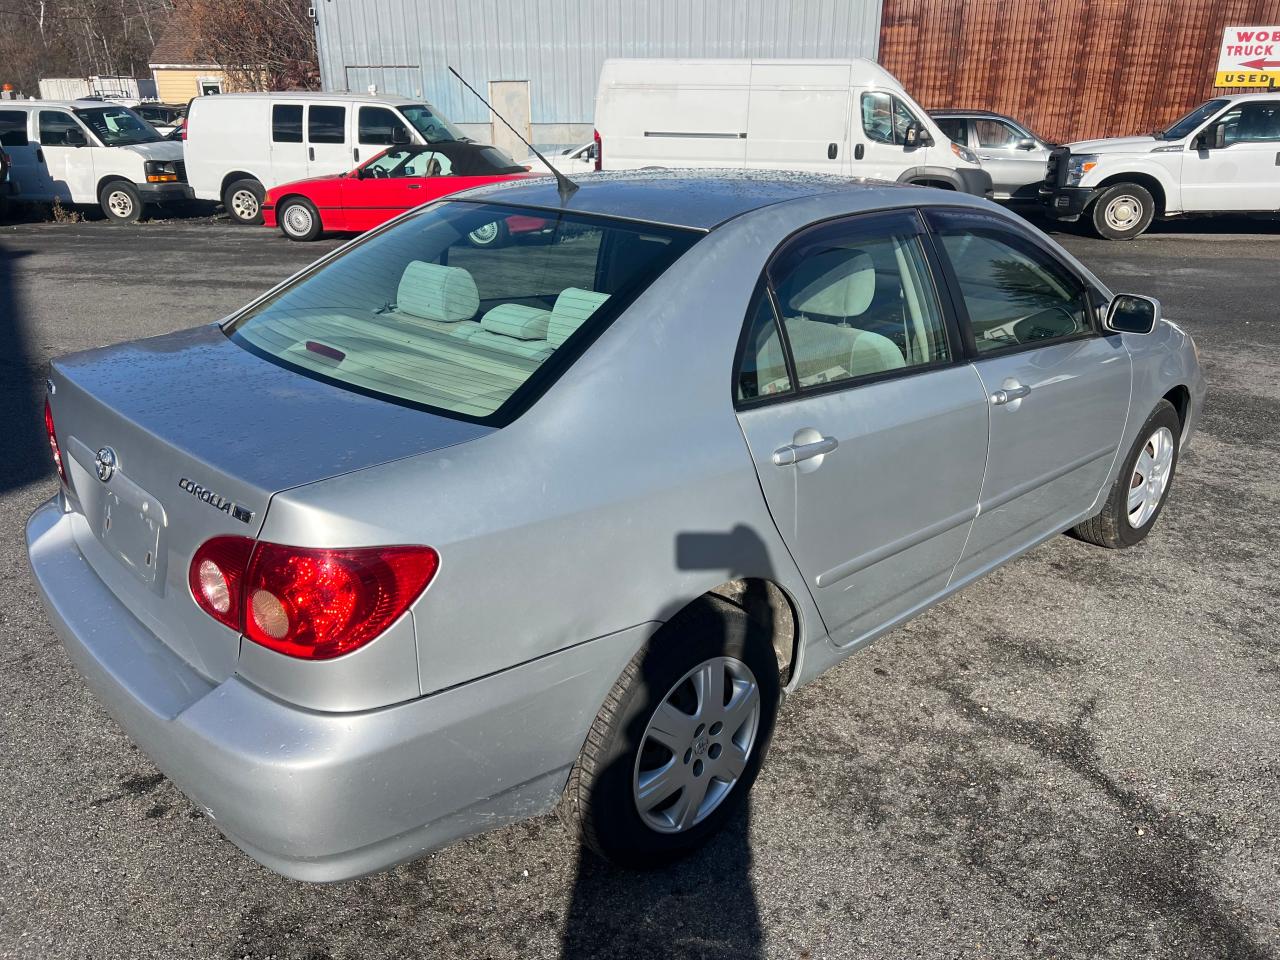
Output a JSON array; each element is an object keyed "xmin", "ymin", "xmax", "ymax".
[
  {"xmin": 134, "ymin": 103, "xmax": 185, "ymax": 137},
  {"xmin": 28, "ymin": 171, "xmax": 1203, "ymax": 882},
  {"xmin": 930, "ymin": 109, "xmax": 1054, "ymax": 201},
  {"xmin": 264, "ymin": 140, "xmax": 540, "ymax": 242},
  {"xmin": 184, "ymin": 92, "xmax": 467, "ymax": 225},
  {"xmin": 522, "ymin": 141, "xmax": 597, "ymax": 175},
  {"xmin": 0, "ymin": 100, "xmax": 188, "ymax": 222},
  {"xmin": 594, "ymin": 58, "xmax": 993, "ymax": 197},
  {"xmin": 1040, "ymin": 93, "xmax": 1280, "ymax": 239}
]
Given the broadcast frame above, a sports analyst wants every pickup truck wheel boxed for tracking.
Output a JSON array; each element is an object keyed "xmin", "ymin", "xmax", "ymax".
[
  {"xmin": 1073, "ymin": 400, "xmax": 1180, "ymax": 548},
  {"xmin": 99, "ymin": 181, "xmax": 143, "ymax": 224},
  {"xmin": 278, "ymin": 197, "xmax": 322, "ymax": 241},
  {"xmin": 223, "ymin": 179, "xmax": 265, "ymax": 225},
  {"xmin": 1090, "ymin": 183, "xmax": 1155, "ymax": 240},
  {"xmin": 562, "ymin": 595, "xmax": 780, "ymax": 867}
]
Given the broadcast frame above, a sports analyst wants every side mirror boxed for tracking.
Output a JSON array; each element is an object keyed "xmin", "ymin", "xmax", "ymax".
[
  {"xmin": 1016, "ymin": 136, "xmax": 1037, "ymax": 150},
  {"xmin": 904, "ymin": 123, "xmax": 920, "ymax": 147},
  {"xmin": 64, "ymin": 127, "xmax": 87, "ymax": 147},
  {"xmin": 1194, "ymin": 124, "xmax": 1226, "ymax": 150},
  {"xmin": 1104, "ymin": 294, "xmax": 1160, "ymax": 335},
  {"xmin": 391, "ymin": 125, "xmax": 410, "ymax": 145}
]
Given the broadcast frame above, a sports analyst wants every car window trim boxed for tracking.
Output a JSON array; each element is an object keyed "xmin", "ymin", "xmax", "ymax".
[
  {"xmin": 921, "ymin": 205, "xmax": 1104, "ymax": 362},
  {"xmin": 731, "ymin": 278, "xmax": 798, "ymax": 409},
  {"xmin": 732, "ymin": 207, "xmax": 967, "ymax": 412}
]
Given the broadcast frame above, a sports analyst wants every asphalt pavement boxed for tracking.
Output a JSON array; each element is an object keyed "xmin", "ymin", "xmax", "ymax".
[{"xmin": 0, "ymin": 210, "xmax": 1276, "ymax": 960}]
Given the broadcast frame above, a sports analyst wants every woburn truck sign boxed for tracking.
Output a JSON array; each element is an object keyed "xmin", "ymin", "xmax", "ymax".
[{"xmin": 1217, "ymin": 25, "xmax": 1280, "ymax": 87}]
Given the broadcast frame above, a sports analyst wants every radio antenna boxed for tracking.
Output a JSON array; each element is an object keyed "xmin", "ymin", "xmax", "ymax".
[{"xmin": 448, "ymin": 65, "xmax": 579, "ymax": 205}]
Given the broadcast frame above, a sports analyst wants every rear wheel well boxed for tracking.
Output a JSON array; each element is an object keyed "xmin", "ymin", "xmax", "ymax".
[
  {"xmin": 705, "ymin": 579, "xmax": 799, "ymax": 685},
  {"xmin": 1163, "ymin": 384, "xmax": 1190, "ymax": 431},
  {"xmin": 220, "ymin": 171, "xmax": 261, "ymax": 197},
  {"xmin": 1095, "ymin": 173, "xmax": 1166, "ymax": 217}
]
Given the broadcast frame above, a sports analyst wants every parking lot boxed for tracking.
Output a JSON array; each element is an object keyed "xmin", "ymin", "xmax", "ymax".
[{"xmin": 0, "ymin": 213, "xmax": 1277, "ymax": 960}]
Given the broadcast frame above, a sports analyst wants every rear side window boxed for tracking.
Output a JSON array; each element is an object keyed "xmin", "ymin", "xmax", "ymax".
[
  {"xmin": 226, "ymin": 202, "xmax": 699, "ymax": 423},
  {"xmin": 38, "ymin": 111, "xmax": 81, "ymax": 146},
  {"xmin": 934, "ymin": 117, "xmax": 968, "ymax": 145},
  {"xmin": 358, "ymin": 106, "xmax": 410, "ymax": 145},
  {"xmin": 308, "ymin": 105, "xmax": 346, "ymax": 144},
  {"xmin": 736, "ymin": 293, "xmax": 794, "ymax": 402},
  {"xmin": 272, "ymin": 104, "xmax": 303, "ymax": 143},
  {"xmin": 0, "ymin": 110, "xmax": 28, "ymax": 147},
  {"xmin": 926, "ymin": 209, "xmax": 1091, "ymax": 354}
]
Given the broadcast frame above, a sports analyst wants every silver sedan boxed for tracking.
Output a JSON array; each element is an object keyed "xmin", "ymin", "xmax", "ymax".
[{"xmin": 27, "ymin": 171, "xmax": 1204, "ymax": 881}]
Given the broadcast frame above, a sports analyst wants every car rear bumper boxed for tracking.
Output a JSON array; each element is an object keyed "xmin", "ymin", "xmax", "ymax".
[
  {"xmin": 1040, "ymin": 185, "xmax": 1097, "ymax": 221},
  {"xmin": 26, "ymin": 497, "xmax": 647, "ymax": 881},
  {"xmin": 136, "ymin": 182, "xmax": 195, "ymax": 203}
]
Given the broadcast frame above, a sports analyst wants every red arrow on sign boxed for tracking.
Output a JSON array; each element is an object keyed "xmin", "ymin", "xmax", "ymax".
[{"xmin": 1239, "ymin": 57, "xmax": 1280, "ymax": 69}]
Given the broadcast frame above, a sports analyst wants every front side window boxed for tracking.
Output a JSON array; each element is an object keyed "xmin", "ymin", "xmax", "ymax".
[
  {"xmin": 272, "ymin": 104, "xmax": 303, "ymax": 143},
  {"xmin": 0, "ymin": 110, "xmax": 28, "ymax": 147},
  {"xmin": 308, "ymin": 105, "xmax": 346, "ymax": 144},
  {"xmin": 974, "ymin": 118, "xmax": 1023, "ymax": 148},
  {"xmin": 73, "ymin": 107, "xmax": 160, "ymax": 146},
  {"xmin": 358, "ymin": 106, "xmax": 410, "ymax": 145},
  {"xmin": 399, "ymin": 104, "xmax": 464, "ymax": 144},
  {"xmin": 226, "ymin": 202, "xmax": 699, "ymax": 422},
  {"xmin": 926, "ymin": 210, "xmax": 1090, "ymax": 354},
  {"xmin": 861, "ymin": 92, "xmax": 920, "ymax": 146},
  {"xmin": 38, "ymin": 111, "xmax": 84, "ymax": 146},
  {"xmin": 1219, "ymin": 101, "xmax": 1280, "ymax": 144},
  {"xmin": 750, "ymin": 212, "xmax": 951, "ymax": 392}
]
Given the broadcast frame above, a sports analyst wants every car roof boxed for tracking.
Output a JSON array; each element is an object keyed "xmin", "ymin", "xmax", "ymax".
[
  {"xmin": 196, "ymin": 92, "xmax": 425, "ymax": 104},
  {"xmin": 458, "ymin": 169, "xmax": 927, "ymax": 230},
  {"xmin": 928, "ymin": 109, "xmax": 1012, "ymax": 119}
]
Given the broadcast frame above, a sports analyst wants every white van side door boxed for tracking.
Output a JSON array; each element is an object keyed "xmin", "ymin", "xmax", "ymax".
[
  {"xmin": 268, "ymin": 102, "xmax": 309, "ymax": 189},
  {"xmin": 33, "ymin": 109, "xmax": 96, "ymax": 203},
  {"xmin": 305, "ymin": 102, "xmax": 353, "ymax": 177},
  {"xmin": 0, "ymin": 109, "xmax": 41, "ymax": 199},
  {"xmin": 744, "ymin": 63, "xmax": 851, "ymax": 175}
]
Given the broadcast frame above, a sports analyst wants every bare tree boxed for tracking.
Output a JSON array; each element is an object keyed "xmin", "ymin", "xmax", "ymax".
[{"xmin": 186, "ymin": 0, "xmax": 318, "ymax": 91}]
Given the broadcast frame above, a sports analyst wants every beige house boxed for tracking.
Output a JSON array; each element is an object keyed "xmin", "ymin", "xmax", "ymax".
[{"xmin": 148, "ymin": 11, "xmax": 230, "ymax": 104}]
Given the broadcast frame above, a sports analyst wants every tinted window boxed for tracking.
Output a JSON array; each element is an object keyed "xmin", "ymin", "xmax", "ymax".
[
  {"xmin": 861, "ymin": 92, "xmax": 920, "ymax": 146},
  {"xmin": 736, "ymin": 293, "xmax": 793, "ymax": 401},
  {"xmin": 934, "ymin": 117, "xmax": 968, "ymax": 145},
  {"xmin": 0, "ymin": 110, "xmax": 28, "ymax": 147},
  {"xmin": 358, "ymin": 106, "xmax": 410, "ymax": 145},
  {"xmin": 226, "ymin": 203, "xmax": 699, "ymax": 422},
  {"xmin": 974, "ymin": 118, "xmax": 1022, "ymax": 148},
  {"xmin": 272, "ymin": 104, "xmax": 303, "ymax": 143},
  {"xmin": 308, "ymin": 105, "xmax": 346, "ymax": 144},
  {"xmin": 1220, "ymin": 101, "xmax": 1280, "ymax": 143},
  {"xmin": 38, "ymin": 111, "xmax": 82, "ymax": 146},
  {"xmin": 763, "ymin": 212, "xmax": 951, "ymax": 389},
  {"xmin": 927, "ymin": 210, "xmax": 1090, "ymax": 354}
]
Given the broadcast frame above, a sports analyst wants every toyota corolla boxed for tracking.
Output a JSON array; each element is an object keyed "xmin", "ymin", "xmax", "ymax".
[{"xmin": 27, "ymin": 172, "xmax": 1204, "ymax": 881}]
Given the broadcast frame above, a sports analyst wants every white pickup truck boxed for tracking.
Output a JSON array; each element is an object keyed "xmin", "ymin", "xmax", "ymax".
[{"xmin": 1040, "ymin": 93, "xmax": 1280, "ymax": 239}]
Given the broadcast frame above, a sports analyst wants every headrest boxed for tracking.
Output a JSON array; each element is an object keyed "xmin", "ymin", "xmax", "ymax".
[
  {"xmin": 548, "ymin": 288, "xmax": 611, "ymax": 347},
  {"xmin": 396, "ymin": 261, "xmax": 479, "ymax": 323},
  {"xmin": 788, "ymin": 251, "xmax": 875, "ymax": 318},
  {"xmin": 480, "ymin": 303, "xmax": 551, "ymax": 340}
]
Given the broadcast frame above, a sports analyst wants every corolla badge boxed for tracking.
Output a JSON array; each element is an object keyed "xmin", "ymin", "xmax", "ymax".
[
  {"xmin": 94, "ymin": 447, "xmax": 117, "ymax": 482},
  {"xmin": 178, "ymin": 477, "xmax": 255, "ymax": 524}
]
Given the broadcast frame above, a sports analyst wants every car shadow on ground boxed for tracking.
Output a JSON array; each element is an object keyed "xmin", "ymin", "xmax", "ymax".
[{"xmin": 0, "ymin": 244, "xmax": 48, "ymax": 494}]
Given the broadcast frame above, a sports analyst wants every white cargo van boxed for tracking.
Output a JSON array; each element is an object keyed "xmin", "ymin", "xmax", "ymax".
[
  {"xmin": 594, "ymin": 59, "xmax": 992, "ymax": 197},
  {"xmin": 184, "ymin": 92, "xmax": 466, "ymax": 224},
  {"xmin": 0, "ymin": 100, "xmax": 188, "ymax": 223}
]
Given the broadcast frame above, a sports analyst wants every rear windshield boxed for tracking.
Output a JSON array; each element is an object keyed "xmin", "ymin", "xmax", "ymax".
[{"xmin": 227, "ymin": 202, "xmax": 700, "ymax": 423}]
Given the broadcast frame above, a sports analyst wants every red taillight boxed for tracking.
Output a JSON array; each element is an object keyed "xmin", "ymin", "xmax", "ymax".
[
  {"xmin": 188, "ymin": 538, "xmax": 439, "ymax": 661},
  {"xmin": 180, "ymin": 119, "xmax": 187, "ymax": 140},
  {"xmin": 593, "ymin": 127, "xmax": 602, "ymax": 171},
  {"xmin": 43, "ymin": 398, "xmax": 66, "ymax": 484}
]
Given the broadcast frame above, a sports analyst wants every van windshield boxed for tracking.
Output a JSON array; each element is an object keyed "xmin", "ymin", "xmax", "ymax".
[
  {"xmin": 226, "ymin": 201, "xmax": 700, "ymax": 423},
  {"xmin": 73, "ymin": 106, "xmax": 162, "ymax": 146},
  {"xmin": 1157, "ymin": 99, "xmax": 1228, "ymax": 140},
  {"xmin": 399, "ymin": 104, "xmax": 465, "ymax": 144}
]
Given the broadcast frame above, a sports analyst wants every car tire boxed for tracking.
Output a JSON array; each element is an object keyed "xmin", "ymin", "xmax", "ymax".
[
  {"xmin": 223, "ymin": 178, "xmax": 265, "ymax": 225},
  {"xmin": 1073, "ymin": 399, "xmax": 1181, "ymax": 549},
  {"xmin": 99, "ymin": 181, "xmax": 143, "ymax": 224},
  {"xmin": 562, "ymin": 594, "xmax": 780, "ymax": 867},
  {"xmin": 278, "ymin": 197, "xmax": 323, "ymax": 242},
  {"xmin": 1090, "ymin": 183, "xmax": 1155, "ymax": 240},
  {"xmin": 466, "ymin": 219, "xmax": 509, "ymax": 248}
]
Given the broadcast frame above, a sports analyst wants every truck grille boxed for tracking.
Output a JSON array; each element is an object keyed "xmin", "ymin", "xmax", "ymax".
[{"xmin": 1044, "ymin": 147, "xmax": 1070, "ymax": 188}]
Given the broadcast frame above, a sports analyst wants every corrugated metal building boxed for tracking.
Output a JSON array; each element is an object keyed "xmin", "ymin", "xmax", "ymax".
[{"xmin": 314, "ymin": 0, "xmax": 883, "ymax": 148}]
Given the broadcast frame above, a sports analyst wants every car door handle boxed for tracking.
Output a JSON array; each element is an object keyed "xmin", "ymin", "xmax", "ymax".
[
  {"xmin": 772, "ymin": 436, "xmax": 838, "ymax": 466},
  {"xmin": 990, "ymin": 384, "xmax": 1031, "ymax": 405},
  {"xmin": 35, "ymin": 148, "xmax": 44, "ymax": 163},
  {"xmin": 308, "ymin": 147, "xmax": 315, "ymax": 161},
  {"xmin": 406, "ymin": 183, "xmax": 420, "ymax": 189}
]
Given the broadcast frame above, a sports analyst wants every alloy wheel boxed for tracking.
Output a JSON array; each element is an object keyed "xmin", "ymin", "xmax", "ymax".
[
  {"xmin": 633, "ymin": 656, "xmax": 761, "ymax": 834},
  {"xmin": 283, "ymin": 204, "xmax": 313, "ymax": 238}
]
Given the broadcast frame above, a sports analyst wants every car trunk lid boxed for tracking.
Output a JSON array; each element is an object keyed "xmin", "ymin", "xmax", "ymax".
[{"xmin": 48, "ymin": 323, "xmax": 491, "ymax": 682}]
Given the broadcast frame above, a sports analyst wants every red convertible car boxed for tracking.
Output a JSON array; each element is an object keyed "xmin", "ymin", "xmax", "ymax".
[{"xmin": 263, "ymin": 141, "xmax": 546, "ymax": 244}]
